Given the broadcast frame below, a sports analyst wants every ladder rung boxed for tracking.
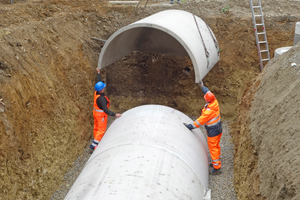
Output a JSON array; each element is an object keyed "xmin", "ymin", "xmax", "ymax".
[
  {"xmin": 254, "ymin": 15, "xmax": 262, "ymax": 17},
  {"xmin": 259, "ymin": 41, "xmax": 267, "ymax": 44},
  {"xmin": 260, "ymin": 50, "xmax": 268, "ymax": 52},
  {"xmin": 252, "ymin": 6, "xmax": 261, "ymax": 8},
  {"xmin": 257, "ymin": 32, "xmax": 265, "ymax": 35},
  {"xmin": 256, "ymin": 24, "xmax": 264, "ymax": 26},
  {"xmin": 262, "ymin": 59, "xmax": 269, "ymax": 61}
]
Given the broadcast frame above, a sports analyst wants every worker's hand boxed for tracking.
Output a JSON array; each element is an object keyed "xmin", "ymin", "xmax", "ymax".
[
  {"xmin": 183, "ymin": 123, "xmax": 195, "ymax": 130},
  {"xmin": 199, "ymin": 81, "xmax": 204, "ymax": 88},
  {"xmin": 115, "ymin": 113, "xmax": 122, "ymax": 118},
  {"xmin": 96, "ymin": 68, "xmax": 100, "ymax": 74}
]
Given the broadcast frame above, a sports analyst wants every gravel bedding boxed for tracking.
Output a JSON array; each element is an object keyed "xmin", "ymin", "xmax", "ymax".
[
  {"xmin": 50, "ymin": 117, "xmax": 237, "ymax": 200},
  {"xmin": 206, "ymin": 121, "xmax": 237, "ymax": 200}
]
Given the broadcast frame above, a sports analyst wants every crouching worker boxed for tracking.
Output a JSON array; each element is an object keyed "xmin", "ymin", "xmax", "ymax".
[
  {"xmin": 184, "ymin": 82, "xmax": 223, "ymax": 175},
  {"xmin": 90, "ymin": 68, "xmax": 122, "ymax": 150}
]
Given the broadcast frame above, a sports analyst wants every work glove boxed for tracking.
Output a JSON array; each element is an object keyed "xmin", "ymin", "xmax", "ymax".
[
  {"xmin": 198, "ymin": 81, "xmax": 204, "ymax": 88},
  {"xmin": 183, "ymin": 123, "xmax": 195, "ymax": 130}
]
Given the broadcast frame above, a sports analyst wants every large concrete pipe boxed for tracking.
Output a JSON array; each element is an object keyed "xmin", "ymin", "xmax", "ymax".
[
  {"xmin": 274, "ymin": 46, "xmax": 292, "ymax": 58},
  {"xmin": 65, "ymin": 105, "xmax": 211, "ymax": 200},
  {"xmin": 98, "ymin": 10, "xmax": 220, "ymax": 83},
  {"xmin": 294, "ymin": 21, "xmax": 300, "ymax": 46}
]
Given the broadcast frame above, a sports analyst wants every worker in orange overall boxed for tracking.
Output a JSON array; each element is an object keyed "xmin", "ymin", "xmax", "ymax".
[
  {"xmin": 184, "ymin": 82, "xmax": 222, "ymax": 175},
  {"xmin": 90, "ymin": 68, "xmax": 122, "ymax": 150}
]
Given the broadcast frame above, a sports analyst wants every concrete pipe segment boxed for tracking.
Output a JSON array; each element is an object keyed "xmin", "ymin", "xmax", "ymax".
[
  {"xmin": 294, "ymin": 21, "xmax": 300, "ymax": 46},
  {"xmin": 274, "ymin": 46, "xmax": 293, "ymax": 58},
  {"xmin": 65, "ymin": 105, "xmax": 211, "ymax": 200},
  {"xmin": 98, "ymin": 9, "xmax": 220, "ymax": 83}
]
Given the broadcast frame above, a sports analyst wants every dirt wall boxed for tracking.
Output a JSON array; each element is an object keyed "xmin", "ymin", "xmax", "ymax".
[
  {"xmin": 252, "ymin": 43, "xmax": 300, "ymax": 199},
  {"xmin": 0, "ymin": 1, "xmax": 123, "ymax": 199},
  {"xmin": 0, "ymin": 0, "xmax": 300, "ymax": 199},
  {"xmin": 234, "ymin": 43, "xmax": 300, "ymax": 200}
]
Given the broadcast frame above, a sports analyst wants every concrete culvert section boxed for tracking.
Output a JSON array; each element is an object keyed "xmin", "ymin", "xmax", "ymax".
[
  {"xmin": 1, "ymin": 1, "xmax": 300, "ymax": 200},
  {"xmin": 66, "ymin": 10, "xmax": 222, "ymax": 200},
  {"xmin": 65, "ymin": 105, "xmax": 211, "ymax": 200},
  {"xmin": 98, "ymin": 9, "xmax": 220, "ymax": 83}
]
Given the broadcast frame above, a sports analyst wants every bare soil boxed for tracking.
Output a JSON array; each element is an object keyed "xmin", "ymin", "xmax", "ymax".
[
  {"xmin": 234, "ymin": 42, "xmax": 300, "ymax": 200},
  {"xmin": 0, "ymin": 0, "xmax": 300, "ymax": 199}
]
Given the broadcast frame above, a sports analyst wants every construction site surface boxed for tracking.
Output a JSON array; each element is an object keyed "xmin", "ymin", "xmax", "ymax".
[{"xmin": 0, "ymin": 0, "xmax": 299, "ymax": 199}]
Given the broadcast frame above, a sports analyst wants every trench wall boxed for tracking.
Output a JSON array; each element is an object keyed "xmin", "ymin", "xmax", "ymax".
[{"xmin": 0, "ymin": 1, "xmax": 299, "ymax": 199}]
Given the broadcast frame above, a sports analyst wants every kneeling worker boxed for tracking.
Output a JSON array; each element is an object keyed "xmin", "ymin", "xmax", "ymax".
[
  {"xmin": 184, "ymin": 82, "xmax": 223, "ymax": 175},
  {"xmin": 90, "ymin": 68, "xmax": 122, "ymax": 150}
]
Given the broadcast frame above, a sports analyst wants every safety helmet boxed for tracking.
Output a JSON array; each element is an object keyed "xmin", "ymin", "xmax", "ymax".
[
  {"xmin": 204, "ymin": 91, "xmax": 215, "ymax": 103},
  {"xmin": 94, "ymin": 81, "xmax": 106, "ymax": 91}
]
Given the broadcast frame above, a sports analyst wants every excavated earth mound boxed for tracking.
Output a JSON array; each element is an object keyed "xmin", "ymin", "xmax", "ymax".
[{"xmin": 235, "ymin": 43, "xmax": 300, "ymax": 200}]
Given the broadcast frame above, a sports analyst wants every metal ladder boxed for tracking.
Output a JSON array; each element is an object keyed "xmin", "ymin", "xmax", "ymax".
[{"xmin": 250, "ymin": 0, "xmax": 270, "ymax": 71}]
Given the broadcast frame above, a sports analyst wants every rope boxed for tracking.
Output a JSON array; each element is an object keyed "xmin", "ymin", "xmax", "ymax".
[
  {"xmin": 192, "ymin": 13, "xmax": 210, "ymax": 59},
  {"xmin": 186, "ymin": 0, "xmax": 210, "ymax": 67},
  {"xmin": 193, "ymin": 0, "xmax": 220, "ymax": 55},
  {"xmin": 138, "ymin": 0, "xmax": 150, "ymax": 20},
  {"xmin": 127, "ymin": 0, "xmax": 143, "ymax": 25},
  {"xmin": 126, "ymin": 0, "xmax": 149, "ymax": 25}
]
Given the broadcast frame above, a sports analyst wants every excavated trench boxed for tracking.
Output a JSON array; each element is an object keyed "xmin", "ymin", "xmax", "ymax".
[
  {"xmin": 102, "ymin": 15, "xmax": 298, "ymax": 200},
  {"xmin": 0, "ymin": 1, "xmax": 299, "ymax": 199},
  {"xmin": 105, "ymin": 15, "xmax": 296, "ymax": 121}
]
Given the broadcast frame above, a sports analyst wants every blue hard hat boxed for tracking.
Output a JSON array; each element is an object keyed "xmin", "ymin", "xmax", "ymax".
[{"xmin": 95, "ymin": 82, "xmax": 106, "ymax": 91}]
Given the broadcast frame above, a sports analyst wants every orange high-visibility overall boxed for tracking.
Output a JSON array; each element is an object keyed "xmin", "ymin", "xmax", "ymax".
[
  {"xmin": 193, "ymin": 99, "xmax": 222, "ymax": 169},
  {"xmin": 93, "ymin": 91, "xmax": 110, "ymax": 142}
]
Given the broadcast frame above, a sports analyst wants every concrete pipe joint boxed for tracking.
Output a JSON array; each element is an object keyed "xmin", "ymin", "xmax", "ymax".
[{"xmin": 65, "ymin": 105, "xmax": 211, "ymax": 200}]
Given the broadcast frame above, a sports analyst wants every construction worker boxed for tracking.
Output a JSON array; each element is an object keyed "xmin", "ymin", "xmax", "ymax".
[
  {"xmin": 184, "ymin": 82, "xmax": 222, "ymax": 175},
  {"xmin": 90, "ymin": 68, "xmax": 122, "ymax": 150}
]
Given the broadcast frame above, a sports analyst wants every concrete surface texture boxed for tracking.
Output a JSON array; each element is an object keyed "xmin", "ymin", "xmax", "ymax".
[
  {"xmin": 0, "ymin": 0, "xmax": 300, "ymax": 200},
  {"xmin": 65, "ymin": 105, "xmax": 210, "ymax": 200}
]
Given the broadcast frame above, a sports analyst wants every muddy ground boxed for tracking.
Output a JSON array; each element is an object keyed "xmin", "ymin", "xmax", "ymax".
[{"xmin": 0, "ymin": 0, "xmax": 300, "ymax": 199}]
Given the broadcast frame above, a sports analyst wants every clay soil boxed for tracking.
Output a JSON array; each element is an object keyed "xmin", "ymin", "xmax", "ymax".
[{"xmin": 0, "ymin": 0, "xmax": 300, "ymax": 199}]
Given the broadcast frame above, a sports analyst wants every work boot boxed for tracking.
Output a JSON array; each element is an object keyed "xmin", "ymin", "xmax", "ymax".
[
  {"xmin": 177, "ymin": 0, "xmax": 181, "ymax": 3},
  {"xmin": 90, "ymin": 139, "xmax": 99, "ymax": 150},
  {"xmin": 210, "ymin": 168, "xmax": 221, "ymax": 175},
  {"xmin": 90, "ymin": 144, "xmax": 97, "ymax": 150},
  {"xmin": 170, "ymin": 0, "xmax": 174, "ymax": 4}
]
